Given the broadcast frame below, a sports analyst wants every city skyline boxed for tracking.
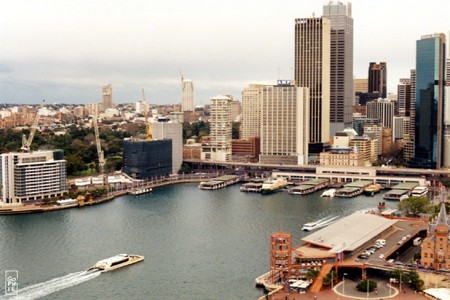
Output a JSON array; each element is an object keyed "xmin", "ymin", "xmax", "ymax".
[{"xmin": 0, "ymin": 0, "xmax": 449, "ymax": 105}]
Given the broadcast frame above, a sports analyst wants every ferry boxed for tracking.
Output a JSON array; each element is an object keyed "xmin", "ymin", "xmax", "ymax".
[
  {"xmin": 87, "ymin": 254, "xmax": 144, "ymax": 273},
  {"xmin": 411, "ymin": 186, "xmax": 428, "ymax": 197},
  {"xmin": 129, "ymin": 188, "xmax": 152, "ymax": 196},
  {"xmin": 302, "ymin": 222, "xmax": 318, "ymax": 231},
  {"xmin": 363, "ymin": 184, "xmax": 382, "ymax": 196},
  {"xmin": 261, "ymin": 177, "xmax": 288, "ymax": 195},
  {"xmin": 56, "ymin": 199, "xmax": 78, "ymax": 206},
  {"xmin": 320, "ymin": 189, "xmax": 336, "ymax": 197}
]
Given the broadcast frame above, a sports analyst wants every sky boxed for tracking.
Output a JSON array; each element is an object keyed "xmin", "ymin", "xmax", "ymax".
[{"xmin": 0, "ymin": 0, "xmax": 449, "ymax": 106}]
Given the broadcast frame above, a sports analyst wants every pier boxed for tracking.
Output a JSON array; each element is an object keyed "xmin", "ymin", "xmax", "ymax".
[
  {"xmin": 383, "ymin": 182, "xmax": 419, "ymax": 200},
  {"xmin": 198, "ymin": 175, "xmax": 240, "ymax": 190},
  {"xmin": 240, "ymin": 182, "xmax": 263, "ymax": 193},
  {"xmin": 335, "ymin": 180, "xmax": 372, "ymax": 198},
  {"xmin": 288, "ymin": 179, "xmax": 329, "ymax": 195}
]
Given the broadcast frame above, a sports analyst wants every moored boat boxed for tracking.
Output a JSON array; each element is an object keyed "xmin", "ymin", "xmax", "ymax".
[
  {"xmin": 320, "ymin": 189, "xmax": 336, "ymax": 197},
  {"xmin": 87, "ymin": 254, "xmax": 144, "ymax": 273},
  {"xmin": 261, "ymin": 177, "xmax": 288, "ymax": 195},
  {"xmin": 364, "ymin": 184, "xmax": 382, "ymax": 196},
  {"xmin": 411, "ymin": 186, "xmax": 428, "ymax": 197},
  {"xmin": 129, "ymin": 188, "xmax": 152, "ymax": 196},
  {"xmin": 302, "ymin": 222, "xmax": 318, "ymax": 231}
]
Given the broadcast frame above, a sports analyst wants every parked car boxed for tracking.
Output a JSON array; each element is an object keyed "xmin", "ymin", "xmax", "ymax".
[{"xmin": 379, "ymin": 254, "xmax": 385, "ymax": 259}]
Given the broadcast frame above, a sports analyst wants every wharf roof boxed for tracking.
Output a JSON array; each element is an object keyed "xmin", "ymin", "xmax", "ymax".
[
  {"xmin": 337, "ymin": 187, "xmax": 360, "ymax": 192},
  {"xmin": 385, "ymin": 189, "xmax": 409, "ymax": 195},
  {"xmin": 391, "ymin": 182, "xmax": 419, "ymax": 190},
  {"xmin": 292, "ymin": 185, "xmax": 314, "ymax": 191},
  {"xmin": 344, "ymin": 180, "xmax": 372, "ymax": 188},
  {"xmin": 301, "ymin": 212, "xmax": 397, "ymax": 252},
  {"xmin": 302, "ymin": 179, "xmax": 329, "ymax": 186},
  {"xmin": 215, "ymin": 175, "xmax": 238, "ymax": 181}
]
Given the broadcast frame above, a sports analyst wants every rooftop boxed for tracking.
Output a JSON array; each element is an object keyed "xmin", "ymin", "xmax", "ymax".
[{"xmin": 301, "ymin": 212, "xmax": 397, "ymax": 252}]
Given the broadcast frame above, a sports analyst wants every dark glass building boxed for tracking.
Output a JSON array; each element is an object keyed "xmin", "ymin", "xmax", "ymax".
[
  {"xmin": 410, "ymin": 34, "xmax": 446, "ymax": 169},
  {"xmin": 123, "ymin": 139, "xmax": 172, "ymax": 179},
  {"xmin": 368, "ymin": 62, "xmax": 387, "ymax": 99}
]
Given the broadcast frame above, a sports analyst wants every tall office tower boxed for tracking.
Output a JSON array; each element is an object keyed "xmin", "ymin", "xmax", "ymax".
[
  {"xmin": 403, "ymin": 69, "xmax": 417, "ymax": 162},
  {"xmin": 259, "ymin": 81, "xmax": 309, "ymax": 165},
  {"xmin": 231, "ymin": 100, "xmax": 242, "ymax": 122},
  {"xmin": 366, "ymin": 99, "xmax": 395, "ymax": 129},
  {"xmin": 102, "ymin": 84, "xmax": 114, "ymax": 110},
  {"xmin": 152, "ymin": 122, "xmax": 183, "ymax": 174},
  {"xmin": 397, "ymin": 78, "xmax": 412, "ymax": 117},
  {"xmin": 443, "ymin": 57, "xmax": 450, "ymax": 167},
  {"xmin": 0, "ymin": 150, "xmax": 67, "ymax": 206},
  {"xmin": 181, "ymin": 78, "xmax": 194, "ymax": 112},
  {"xmin": 242, "ymin": 84, "xmax": 264, "ymax": 139},
  {"xmin": 210, "ymin": 95, "xmax": 232, "ymax": 162},
  {"xmin": 410, "ymin": 34, "xmax": 446, "ymax": 169},
  {"xmin": 368, "ymin": 62, "xmax": 387, "ymax": 98},
  {"xmin": 323, "ymin": 1, "xmax": 353, "ymax": 135},
  {"xmin": 295, "ymin": 17, "xmax": 330, "ymax": 152}
]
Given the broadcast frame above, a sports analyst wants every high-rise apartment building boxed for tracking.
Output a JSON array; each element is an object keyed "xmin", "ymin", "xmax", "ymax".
[
  {"xmin": 443, "ymin": 57, "xmax": 450, "ymax": 167},
  {"xmin": 366, "ymin": 99, "xmax": 395, "ymax": 129},
  {"xmin": 368, "ymin": 62, "xmax": 387, "ymax": 99},
  {"xmin": 295, "ymin": 17, "xmax": 331, "ymax": 150},
  {"xmin": 102, "ymin": 84, "xmax": 114, "ymax": 110},
  {"xmin": 152, "ymin": 122, "xmax": 183, "ymax": 174},
  {"xmin": 323, "ymin": 1, "xmax": 353, "ymax": 134},
  {"xmin": 209, "ymin": 95, "xmax": 232, "ymax": 162},
  {"xmin": 181, "ymin": 78, "xmax": 194, "ymax": 112},
  {"xmin": 0, "ymin": 150, "xmax": 67, "ymax": 206},
  {"xmin": 259, "ymin": 82, "xmax": 309, "ymax": 165},
  {"xmin": 397, "ymin": 78, "xmax": 412, "ymax": 117},
  {"xmin": 410, "ymin": 34, "xmax": 446, "ymax": 169},
  {"xmin": 242, "ymin": 84, "xmax": 264, "ymax": 140}
]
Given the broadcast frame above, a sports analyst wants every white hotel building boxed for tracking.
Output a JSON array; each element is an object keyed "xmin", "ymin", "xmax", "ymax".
[{"xmin": 0, "ymin": 150, "xmax": 67, "ymax": 206}]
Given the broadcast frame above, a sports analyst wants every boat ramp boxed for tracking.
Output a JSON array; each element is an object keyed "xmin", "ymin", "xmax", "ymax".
[
  {"xmin": 198, "ymin": 175, "xmax": 240, "ymax": 190},
  {"xmin": 335, "ymin": 180, "xmax": 372, "ymax": 198},
  {"xmin": 383, "ymin": 182, "xmax": 418, "ymax": 200},
  {"xmin": 288, "ymin": 179, "xmax": 329, "ymax": 195}
]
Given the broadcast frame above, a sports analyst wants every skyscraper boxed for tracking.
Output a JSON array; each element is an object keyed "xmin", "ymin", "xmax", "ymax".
[
  {"xmin": 259, "ymin": 81, "xmax": 309, "ymax": 165},
  {"xmin": 366, "ymin": 99, "xmax": 395, "ymax": 129},
  {"xmin": 102, "ymin": 84, "xmax": 114, "ymax": 110},
  {"xmin": 411, "ymin": 33, "xmax": 446, "ymax": 169},
  {"xmin": 242, "ymin": 84, "xmax": 264, "ymax": 139},
  {"xmin": 152, "ymin": 122, "xmax": 183, "ymax": 174},
  {"xmin": 209, "ymin": 95, "xmax": 232, "ymax": 162},
  {"xmin": 181, "ymin": 78, "xmax": 194, "ymax": 112},
  {"xmin": 368, "ymin": 62, "xmax": 387, "ymax": 99},
  {"xmin": 443, "ymin": 55, "xmax": 450, "ymax": 167},
  {"xmin": 397, "ymin": 78, "xmax": 412, "ymax": 117},
  {"xmin": 295, "ymin": 17, "xmax": 331, "ymax": 151},
  {"xmin": 323, "ymin": 1, "xmax": 354, "ymax": 135}
]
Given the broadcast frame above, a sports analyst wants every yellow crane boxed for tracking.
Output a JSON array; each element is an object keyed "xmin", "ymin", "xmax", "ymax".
[
  {"xmin": 142, "ymin": 88, "xmax": 152, "ymax": 141},
  {"xmin": 93, "ymin": 107, "xmax": 105, "ymax": 174},
  {"xmin": 21, "ymin": 99, "xmax": 45, "ymax": 152}
]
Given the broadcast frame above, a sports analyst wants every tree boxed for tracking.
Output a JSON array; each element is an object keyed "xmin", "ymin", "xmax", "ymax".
[
  {"xmin": 306, "ymin": 269, "xmax": 319, "ymax": 281},
  {"xmin": 390, "ymin": 269, "xmax": 405, "ymax": 283},
  {"xmin": 322, "ymin": 270, "xmax": 337, "ymax": 287},
  {"xmin": 406, "ymin": 271, "xmax": 424, "ymax": 291},
  {"xmin": 398, "ymin": 196, "xmax": 431, "ymax": 216},
  {"xmin": 356, "ymin": 279, "xmax": 377, "ymax": 292}
]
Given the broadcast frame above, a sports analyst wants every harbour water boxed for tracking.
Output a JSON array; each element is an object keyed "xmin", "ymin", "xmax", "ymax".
[{"xmin": 0, "ymin": 183, "xmax": 394, "ymax": 299}]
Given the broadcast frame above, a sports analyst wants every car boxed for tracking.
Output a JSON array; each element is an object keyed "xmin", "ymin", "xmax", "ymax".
[
  {"xmin": 406, "ymin": 264, "xmax": 415, "ymax": 268},
  {"xmin": 376, "ymin": 239, "xmax": 386, "ymax": 245},
  {"xmin": 402, "ymin": 236, "xmax": 407, "ymax": 241},
  {"xmin": 358, "ymin": 254, "xmax": 369, "ymax": 259},
  {"xmin": 388, "ymin": 259, "xmax": 395, "ymax": 263},
  {"xmin": 398, "ymin": 240, "xmax": 404, "ymax": 245},
  {"xmin": 379, "ymin": 254, "xmax": 385, "ymax": 259},
  {"xmin": 418, "ymin": 264, "xmax": 425, "ymax": 269},
  {"xmin": 395, "ymin": 261, "xmax": 403, "ymax": 265},
  {"xmin": 406, "ymin": 234, "xmax": 411, "ymax": 238},
  {"xmin": 375, "ymin": 244, "xmax": 384, "ymax": 248}
]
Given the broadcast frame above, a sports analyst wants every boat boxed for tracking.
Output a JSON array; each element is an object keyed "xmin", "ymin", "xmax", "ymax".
[
  {"xmin": 261, "ymin": 177, "xmax": 288, "ymax": 195},
  {"xmin": 411, "ymin": 186, "xmax": 428, "ymax": 197},
  {"xmin": 377, "ymin": 201, "xmax": 386, "ymax": 210},
  {"xmin": 129, "ymin": 188, "xmax": 152, "ymax": 195},
  {"xmin": 302, "ymin": 222, "xmax": 318, "ymax": 231},
  {"xmin": 364, "ymin": 184, "xmax": 382, "ymax": 196},
  {"xmin": 87, "ymin": 254, "xmax": 144, "ymax": 273},
  {"xmin": 56, "ymin": 199, "xmax": 78, "ymax": 206},
  {"xmin": 320, "ymin": 189, "xmax": 336, "ymax": 197}
]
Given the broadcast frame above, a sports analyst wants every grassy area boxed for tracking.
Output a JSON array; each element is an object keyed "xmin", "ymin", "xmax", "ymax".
[{"xmin": 74, "ymin": 168, "xmax": 97, "ymax": 176}]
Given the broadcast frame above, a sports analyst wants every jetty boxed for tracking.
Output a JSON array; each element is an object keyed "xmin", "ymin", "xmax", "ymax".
[
  {"xmin": 335, "ymin": 180, "xmax": 372, "ymax": 198},
  {"xmin": 288, "ymin": 179, "xmax": 329, "ymax": 195},
  {"xmin": 240, "ymin": 182, "xmax": 263, "ymax": 193},
  {"xmin": 198, "ymin": 175, "xmax": 240, "ymax": 190},
  {"xmin": 383, "ymin": 182, "xmax": 418, "ymax": 200}
]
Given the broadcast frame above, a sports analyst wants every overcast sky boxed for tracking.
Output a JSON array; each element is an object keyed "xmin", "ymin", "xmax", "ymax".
[{"xmin": 1, "ymin": 0, "xmax": 449, "ymax": 105}]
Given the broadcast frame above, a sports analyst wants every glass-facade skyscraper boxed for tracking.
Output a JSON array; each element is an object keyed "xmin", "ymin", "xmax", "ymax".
[{"xmin": 411, "ymin": 33, "xmax": 446, "ymax": 169}]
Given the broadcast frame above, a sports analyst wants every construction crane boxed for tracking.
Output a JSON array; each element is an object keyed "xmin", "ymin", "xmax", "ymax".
[
  {"xmin": 21, "ymin": 99, "xmax": 45, "ymax": 152},
  {"xmin": 93, "ymin": 108, "xmax": 105, "ymax": 174},
  {"xmin": 142, "ymin": 88, "xmax": 152, "ymax": 141}
]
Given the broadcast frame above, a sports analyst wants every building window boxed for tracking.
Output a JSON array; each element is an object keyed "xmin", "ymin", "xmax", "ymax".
[{"xmin": 424, "ymin": 253, "xmax": 428, "ymax": 258}]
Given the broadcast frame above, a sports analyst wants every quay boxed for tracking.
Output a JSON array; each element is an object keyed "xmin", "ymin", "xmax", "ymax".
[
  {"xmin": 198, "ymin": 175, "xmax": 240, "ymax": 190},
  {"xmin": 335, "ymin": 180, "xmax": 372, "ymax": 198},
  {"xmin": 288, "ymin": 179, "xmax": 329, "ymax": 195},
  {"xmin": 384, "ymin": 182, "xmax": 419, "ymax": 200}
]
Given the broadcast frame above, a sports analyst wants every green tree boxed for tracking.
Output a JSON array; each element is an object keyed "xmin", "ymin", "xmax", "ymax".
[
  {"xmin": 306, "ymin": 269, "xmax": 319, "ymax": 281},
  {"xmin": 232, "ymin": 122, "xmax": 240, "ymax": 139},
  {"xmin": 406, "ymin": 271, "xmax": 424, "ymax": 291},
  {"xmin": 356, "ymin": 279, "xmax": 377, "ymax": 292},
  {"xmin": 398, "ymin": 196, "xmax": 431, "ymax": 216},
  {"xmin": 322, "ymin": 270, "xmax": 337, "ymax": 287},
  {"xmin": 390, "ymin": 269, "xmax": 405, "ymax": 283}
]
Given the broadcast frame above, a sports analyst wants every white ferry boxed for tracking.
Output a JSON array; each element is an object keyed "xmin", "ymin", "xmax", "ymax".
[
  {"xmin": 56, "ymin": 199, "xmax": 78, "ymax": 206},
  {"xmin": 411, "ymin": 186, "xmax": 428, "ymax": 197},
  {"xmin": 302, "ymin": 222, "xmax": 318, "ymax": 231},
  {"xmin": 321, "ymin": 189, "xmax": 336, "ymax": 197},
  {"xmin": 87, "ymin": 254, "xmax": 144, "ymax": 273},
  {"xmin": 129, "ymin": 188, "xmax": 152, "ymax": 196}
]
